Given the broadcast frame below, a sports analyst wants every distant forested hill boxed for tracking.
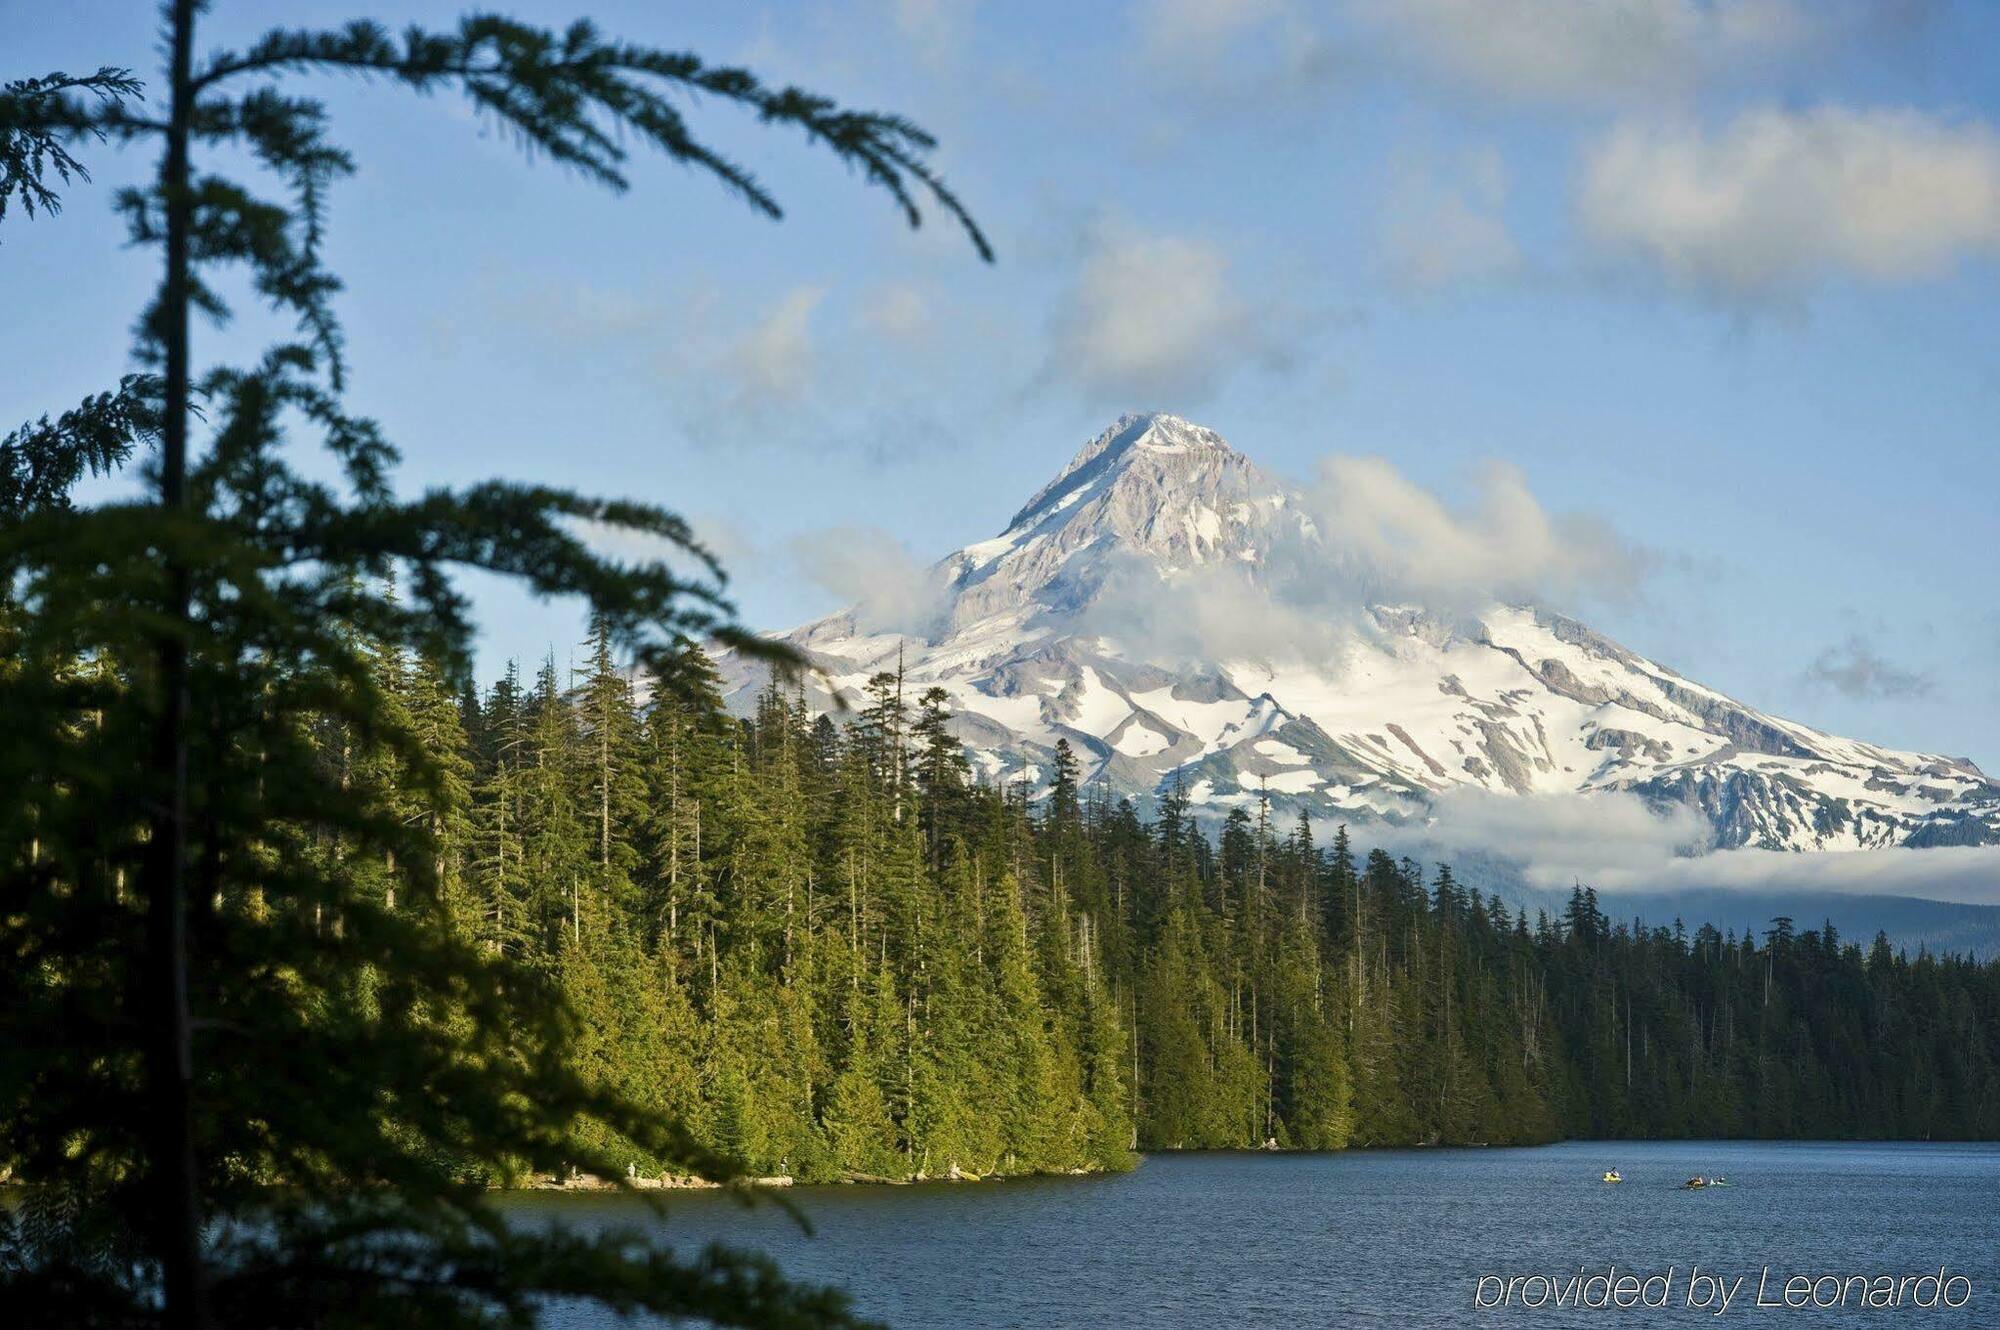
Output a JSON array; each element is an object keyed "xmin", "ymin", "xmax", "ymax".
[
  {"xmin": 1580, "ymin": 889, "xmax": 2000, "ymax": 964},
  {"xmin": 1426, "ymin": 858, "xmax": 2000, "ymax": 963}
]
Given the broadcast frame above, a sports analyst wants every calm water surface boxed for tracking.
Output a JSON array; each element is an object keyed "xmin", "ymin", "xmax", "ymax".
[{"xmin": 506, "ymin": 1141, "xmax": 2000, "ymax": 1327}]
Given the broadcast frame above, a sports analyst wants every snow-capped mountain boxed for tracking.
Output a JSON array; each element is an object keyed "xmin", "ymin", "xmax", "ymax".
[{"xmin": 724, "ymin": 413, "xmax": 1999, "ymax": 854}]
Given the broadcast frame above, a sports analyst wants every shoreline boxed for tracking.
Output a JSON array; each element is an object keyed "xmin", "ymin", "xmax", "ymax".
[
  {"xmin": 510, "ymin": 1161, "xmax": 1116, "ymax": 1193},
  {"xmin": 506, "ymin": 1136, "xmax": 2000, "ymax": 1193},
  {"xmin": 11, "ymin": 1140, "xmax": 1987, "ymax": 1201}
]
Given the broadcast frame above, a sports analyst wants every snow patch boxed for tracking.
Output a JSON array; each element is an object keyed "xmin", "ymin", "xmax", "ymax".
[{"xmin": 1253, "ymin": 738, "xmax": 1311, "ymax": 766}]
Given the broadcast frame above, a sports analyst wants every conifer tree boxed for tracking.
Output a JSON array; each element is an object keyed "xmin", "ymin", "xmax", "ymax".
[{"xmin": 0, "ymin": 4, "xmax": 988, "ymax": 1324}]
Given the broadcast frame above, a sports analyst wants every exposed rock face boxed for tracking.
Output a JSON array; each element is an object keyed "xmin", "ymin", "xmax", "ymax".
[{"xmin": 722, "ymin": 413, "xmax": 2000, "ymax": 853}]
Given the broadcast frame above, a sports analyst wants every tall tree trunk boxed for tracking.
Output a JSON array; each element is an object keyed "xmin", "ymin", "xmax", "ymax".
[
  {"xmin": 598, "ymin": 679, "xmax": 610, "ymax": 869},
  {"xmin": 140, "ymin": 2, "xmax": 208, "ymax": 1323}
]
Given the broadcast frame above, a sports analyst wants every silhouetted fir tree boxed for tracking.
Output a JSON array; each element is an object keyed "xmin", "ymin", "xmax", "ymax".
[{"xmin": 1, "ymin": 2, "xmax": 990, "ymax": 1324}]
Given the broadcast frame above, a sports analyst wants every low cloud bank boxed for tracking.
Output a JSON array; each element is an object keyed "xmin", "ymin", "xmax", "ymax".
[
  {"xmin": 1373, "ymin": 787, "xmax": 1710, "ymax": 888},
  {"xmin": 1369, "ymin": 786, "xmax": 2000, "ymax": 907},
  {"xmin": 1598, "ymin": 844, "xmax": 2000, "ymax": 907}
]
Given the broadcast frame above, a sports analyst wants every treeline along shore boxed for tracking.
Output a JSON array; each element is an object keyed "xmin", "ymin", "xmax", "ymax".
[{"xmin": 318, "ymin": 630, "xmax": 2000, "ymax": 1184}]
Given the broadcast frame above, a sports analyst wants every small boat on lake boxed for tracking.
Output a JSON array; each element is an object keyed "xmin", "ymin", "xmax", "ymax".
[{"xmin": 1601, "ymin": 1170, "xmax": 1622, "ymax": 1183}]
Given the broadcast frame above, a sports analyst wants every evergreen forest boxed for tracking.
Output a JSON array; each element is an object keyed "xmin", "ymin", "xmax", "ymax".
[{"xmin": 387, "ymin": 634, "xmax": 2000, "ymax": 1181}]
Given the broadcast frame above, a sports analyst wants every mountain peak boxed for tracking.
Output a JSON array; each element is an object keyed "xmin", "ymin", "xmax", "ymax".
[
  {"xmin": 728, "ymin": 417, "xmax": 2000, "ymax": 860},
  {"xmin": 1007, "ymin": 412, "xmax": 1237, "ymax": 533},
  {"xmin": 929, "ymin": 415, "xmax": 1287, "ymax": 633}
]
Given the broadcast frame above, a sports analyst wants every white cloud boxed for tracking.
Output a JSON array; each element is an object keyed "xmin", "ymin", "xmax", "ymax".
[
  {"xmin": 1308, "ymin": 456, "xmax": 1649, "ymax": 610},
  {"xmin": 1045, "ymin": 220, "xmax": 1290, "ymax": 405},
  {"xmin": 1607, "ymin": 845, "xmax": 2000, "ymax": 906},
  {"xmin": 1087, "ymin": 553, "xmax": 1368, "ymax": 667},
  {"xmin": 790, "ymin": 527, "xmax": 948, "ymax": 635},
  {"xmin": 1579, "ymin": 107, "xmax": 2000, "ymax": 300},
  {"xmin": 1383, "ymin": 787, "xmax": 1712, "ymax": 889},
  {"xmin": 1380, "ymin": 146, "xmax": 1522, "ymax": 290},
  {"xmin": 1082, "ymin": 454, "xmax": 1649, "ymax": 667},
  {"xmin": 1350, "ymin": 0, "xmax": 1812, "ymax": 107},
  {"xmin": 1377, "ymin": 787, "xmax": 2000, "ymax": 906}
]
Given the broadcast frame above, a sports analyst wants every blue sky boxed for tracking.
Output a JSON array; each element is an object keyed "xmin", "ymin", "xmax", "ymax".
[{"xmin": 6, "ymin": 0, "xmax": 1998, "ymax": 768}]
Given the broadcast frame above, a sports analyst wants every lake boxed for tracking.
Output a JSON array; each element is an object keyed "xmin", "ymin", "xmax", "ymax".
[{"xmin": 506, "ymin": 1141, "xmax": 2000, "ymax": 1327}]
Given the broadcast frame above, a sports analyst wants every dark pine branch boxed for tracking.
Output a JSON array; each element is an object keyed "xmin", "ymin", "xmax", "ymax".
[
  {"xmin": 190, "ymin": 15, "xmax": 993, "ymax": 259},
  {"xmin": 0, "ymin": 67, "xmax": 147, "ymax": 228},
  {"xmin": 0, "ymin": 376, "xmax": 163, "ymax": 517}
]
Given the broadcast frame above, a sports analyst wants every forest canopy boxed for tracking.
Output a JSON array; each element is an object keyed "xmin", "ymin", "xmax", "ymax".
[{"xmin": 425, "ymin": 644, "xmax": 2000, "ymax": 1166}]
